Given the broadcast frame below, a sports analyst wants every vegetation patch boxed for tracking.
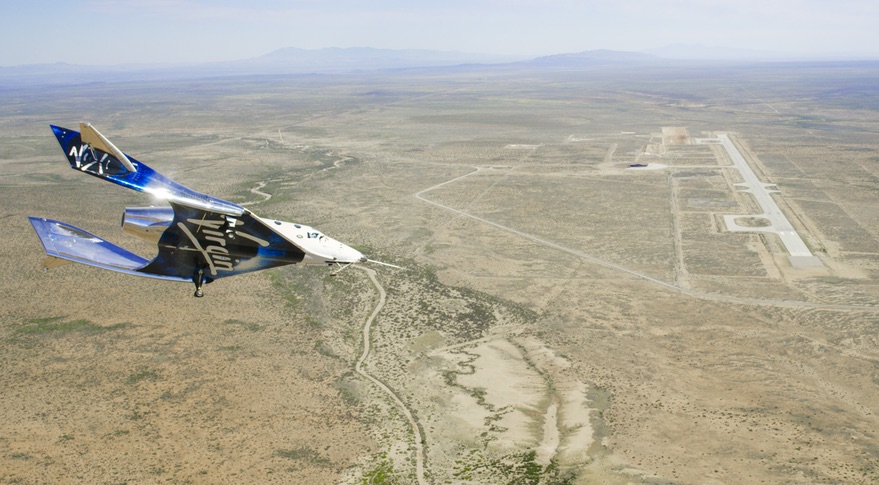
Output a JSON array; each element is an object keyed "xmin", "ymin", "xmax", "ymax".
[
  {"xmin": 267, "ymin": 270, "xmax": 301, "ymax": 309},
  {"xmin": 334, "ymin": 373, "xmax": 363, "ymax": 404},
  {"xmin": 452, "ymin": 449, "xmax": 578, "ymax": 484},
  {"xmin": 361, "ymin": 459, "xmax": 397, "ymax": 484},
  {"xmin": 274, "ymin": 447, "xmax": 331, "ymax": 467},
  {"xmin": 224, "ymin": 319, "xmax": 263, "ymax": 332},
  {"xmin": 14, "ymin": 317, "xmax": 126, "ymax": 336},
  {"xmin": 126, "ymin": 369, "xmax": 160, "ymax": 384},
  {"xmin": 9, "ymin": 317, "xmax": 128, "ymax": 347}
]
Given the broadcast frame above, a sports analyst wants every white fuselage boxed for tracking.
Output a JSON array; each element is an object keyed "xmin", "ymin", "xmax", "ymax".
[{"xmin": 255, "ymin": 215, "xmax": 366, "ymax": 265}]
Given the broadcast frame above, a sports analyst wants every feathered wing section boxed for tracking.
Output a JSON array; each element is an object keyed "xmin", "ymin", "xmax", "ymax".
[
  {"xmin": 50, "ymin": 124, "xmax": 244, "ymax": 216},
  {"xmin": 79, "ymin": 122, "xmax": 136, "ymax": 172}
]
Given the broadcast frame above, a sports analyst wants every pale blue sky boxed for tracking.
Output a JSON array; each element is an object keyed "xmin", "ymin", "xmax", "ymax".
[{"xmin": 2, "ymin": 0, "xmax": 878, "ymax": 66}]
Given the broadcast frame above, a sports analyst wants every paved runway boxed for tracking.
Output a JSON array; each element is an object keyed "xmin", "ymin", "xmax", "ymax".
[{"xmin": 711, "ymin": 135, "xmax": 822, "ymax": 267}]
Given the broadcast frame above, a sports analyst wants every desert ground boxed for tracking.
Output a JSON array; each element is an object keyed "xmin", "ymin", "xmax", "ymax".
[{"xmin": 1, "ymin": 62, "xmax": 879, "ymax": 483}]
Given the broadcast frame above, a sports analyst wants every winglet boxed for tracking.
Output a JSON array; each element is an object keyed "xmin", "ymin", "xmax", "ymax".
[
  {"xmin": 79, "ymin": 122, "xmax": 137, "ymax": 173},
  {"xmin": 40, "ymin": 255, "xmax": 73, "ymax": 270}
]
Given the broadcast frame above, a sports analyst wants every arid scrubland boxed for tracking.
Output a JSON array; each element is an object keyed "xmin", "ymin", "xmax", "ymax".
[{"xmin": 2, "ymin": 62, "xmax": 879, "ymax": 483}]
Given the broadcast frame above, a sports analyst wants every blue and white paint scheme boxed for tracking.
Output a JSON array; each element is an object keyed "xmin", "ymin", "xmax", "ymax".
[{"xmin": 29, "ymin": 123, "xmax": 369, "ymax": 297}]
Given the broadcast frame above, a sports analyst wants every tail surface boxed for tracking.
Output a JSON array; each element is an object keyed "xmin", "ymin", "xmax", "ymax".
[{"xmin": 50, "ymin": 124, "xmax": 244, "ymax": 216}]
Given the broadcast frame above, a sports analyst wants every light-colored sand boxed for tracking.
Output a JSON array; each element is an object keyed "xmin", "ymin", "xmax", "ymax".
[
  {"xmin": 557, "ymin": 381, "xmax": 595, "ymax": 464},
  {"xmin": 535, "ymin": 402, "xmax": 560, "ymax": 466},
  {"xmin": 454, "ymin": 340, "xmax": 546, "ymax": 449}
]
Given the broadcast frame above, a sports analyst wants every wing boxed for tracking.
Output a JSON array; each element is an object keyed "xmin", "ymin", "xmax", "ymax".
[
  {"xmin": 30, "ymin": 206, "xmax": 307, "ymax": 283},
  {"xmin": 51, "ymin": 123, "xmax": 244, "ymax": 216},
  {"xmin": 28, "ymin": 216, "xmax": 189, "ymax": 281},
  {"xmin": 31, "ymin": 124, "xmax": 308, "ymax": 285}
]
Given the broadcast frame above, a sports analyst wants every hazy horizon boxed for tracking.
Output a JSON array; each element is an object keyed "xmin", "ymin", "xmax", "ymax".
[{"xmin": 3, "ymin": 0, "xmax": 879, "ymax": 67}]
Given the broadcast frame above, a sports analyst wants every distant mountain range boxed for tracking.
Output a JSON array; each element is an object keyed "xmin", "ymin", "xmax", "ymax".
[
  {"xmin": 0, "ymin": 47, "xmax": 511, "ymax": 86},
  {"xmin": 0, "ymin": 46, "xmax": 870, "ymax": 87},
  {"xmin": 246, "ymin": 46, "xmax": 519, "ymax": 71}
]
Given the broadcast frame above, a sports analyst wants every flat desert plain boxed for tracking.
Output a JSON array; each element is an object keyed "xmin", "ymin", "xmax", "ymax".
[{"xmin": 1, "ymin": 63, "xmax": 879, "ymax": 483}]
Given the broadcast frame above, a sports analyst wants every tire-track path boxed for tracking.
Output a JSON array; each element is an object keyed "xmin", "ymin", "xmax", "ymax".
[
  {"xmin": 355, "ymin": 267, "xmax": 427, "ymax": 484},
  {"xmin": 241, "ymin": 181, "xmax": 272, "ymax": 205}
]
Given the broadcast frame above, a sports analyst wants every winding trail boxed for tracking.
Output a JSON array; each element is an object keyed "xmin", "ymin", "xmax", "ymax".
[
  {"xmin": 245, "ymin": 176, "xmax": 427, "ymax": 480},
  {"xmin": 355, "ymin": 267, "xmax": 427, "ymax": 485},
  {"xmin": 242, "ymin": 181, "xmax": 272, "ymax": 205}
]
